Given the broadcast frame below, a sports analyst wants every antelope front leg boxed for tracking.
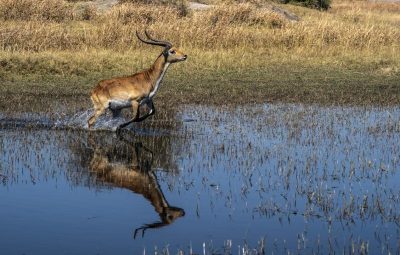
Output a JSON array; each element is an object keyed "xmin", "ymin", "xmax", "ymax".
[
  {"xmin": 117, "ymin": 100, "xmax": 140, "ymax": 132},
  {"xmin": 88, "ymin": 108, "xmax": 106, "ymax": 128},
  {"xmin": 135, "ymin": 100, "xmax": 156, "ymax": 122}
]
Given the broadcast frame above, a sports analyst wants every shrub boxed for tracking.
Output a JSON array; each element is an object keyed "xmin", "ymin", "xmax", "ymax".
[
  {"xmin": 281, "ymin": 0, "xmax": 331, "ymax": 10},
  {"xmin": 82, "ymin": 4, "xmax": 97, "ymax": 21},
  {"xmin": 207, "ymin": 4, "xmax": 287, "ymax": 28}
]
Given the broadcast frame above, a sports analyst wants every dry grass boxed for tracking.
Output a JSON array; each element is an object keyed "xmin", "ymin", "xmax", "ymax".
[
  {"xmin": 0, "ymin": 0, "xmax": 399, "ymax": 106},
  {"xmin": 333, "ymin": 0, "xmax": 400, "ymax": 13},
  {"xmin": 119, "ymin": 0, "xmax": 186, "ymax": 6},
  {"xmin": 0, "ymin": 1, "xmax": 398, "ymax": 53},
  {"xmin": 0, "ymin": 48, "xmax": 398, "ymax": 111},
  {"xmin": 0, "ymin": 0, "xmax": 74, "ymax": 21},
  {"xmin": 203, "ymin": 3, "xmax": 287, "ymax": 27},
  {"xmin": 119, "ymin": 0, "xmax": 190, "ymax": 16},
  {"xmin": 103, "ymin": 3, "xmax": 183, "ymax": 25}
]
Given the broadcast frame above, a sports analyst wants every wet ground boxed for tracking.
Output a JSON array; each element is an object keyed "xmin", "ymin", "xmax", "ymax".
[{"xmin": 0, "ymin": 103, "xmax": 399, "ymax": 254}]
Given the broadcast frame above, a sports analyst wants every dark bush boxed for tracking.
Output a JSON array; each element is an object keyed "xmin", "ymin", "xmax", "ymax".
[{"xmin": 281, "ymin": 0, "xmax": 331, "ymax": 10}]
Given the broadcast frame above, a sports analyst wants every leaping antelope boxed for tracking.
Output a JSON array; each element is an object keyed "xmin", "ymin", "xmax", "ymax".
[{"xmin": 87, "ymin": 30, "xmax": 187, "ymax": 131}]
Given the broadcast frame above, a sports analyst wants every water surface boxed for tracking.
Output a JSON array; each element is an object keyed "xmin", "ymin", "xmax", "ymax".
[{"xmin": 1, "ymin": 104, "xmax": 399, "ymax": 254}]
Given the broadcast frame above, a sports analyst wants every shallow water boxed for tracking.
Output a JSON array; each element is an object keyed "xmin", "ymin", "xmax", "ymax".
[{"xmin": 0, "ymin": 103, "xmax": 399, "ymax": 254}]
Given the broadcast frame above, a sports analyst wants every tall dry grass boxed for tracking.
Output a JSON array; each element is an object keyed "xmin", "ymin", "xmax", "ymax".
[
  {"xmin": 0, "ymin": 0, "xmax": 74, "ymax": 21},
  {"xmin": 119, "ymin": 0, "xmax": 190, "ymax": 16},
  {"xmin": 0, "ymin": 1, "xmax": 398, "ymax": 53},
  {"xmin": 0, "ymin": 0, "xmax": 398, "ymax": 75}
]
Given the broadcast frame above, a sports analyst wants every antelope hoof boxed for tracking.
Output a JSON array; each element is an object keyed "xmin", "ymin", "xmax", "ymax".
[{"xmin": 116, "ymin": 125, "xmax": 123, "ymax": 135}]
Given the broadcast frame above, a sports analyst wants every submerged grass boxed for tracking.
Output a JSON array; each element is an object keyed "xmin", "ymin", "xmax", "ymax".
[{"xmin": 0, "ymin": 0, "xmax": 399, "ymax": 111}]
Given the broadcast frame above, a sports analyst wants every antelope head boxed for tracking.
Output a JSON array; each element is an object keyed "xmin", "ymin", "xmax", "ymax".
[{"xmin": 136, "ymin": 30, "xmax": 187, "ymax": 63}]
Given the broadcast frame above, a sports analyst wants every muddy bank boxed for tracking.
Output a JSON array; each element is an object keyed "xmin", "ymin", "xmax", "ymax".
[{"xmin": 1, "ymin": 69, "xmax": 400, "ymax": 119}]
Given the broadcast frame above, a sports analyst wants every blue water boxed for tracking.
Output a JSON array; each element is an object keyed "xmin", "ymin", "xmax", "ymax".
[{"xmin": 0, "ymin": 104, "xmax": 399, "ymax": 254}]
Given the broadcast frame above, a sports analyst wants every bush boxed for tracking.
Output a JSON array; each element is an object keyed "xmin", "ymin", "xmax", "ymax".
[
  {"xmin": 207, "ymin": 4, "xmax": 287, "ymax": 28},
  {"xmin": 81, "ymin": 4, "xmax": 97, "ymax": 20},
  {"xmin": 281, "ymin": 0, "xmax": 331, "ymax": 10}
]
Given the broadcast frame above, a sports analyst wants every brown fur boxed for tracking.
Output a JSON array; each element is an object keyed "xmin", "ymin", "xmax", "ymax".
[
  {"xmin": 89, "ymin": 143, "xmax": 185, "ymax": 233},
  {"xmin": 87, "ymin": 46, "xmax": 187, "ymax": 129}
]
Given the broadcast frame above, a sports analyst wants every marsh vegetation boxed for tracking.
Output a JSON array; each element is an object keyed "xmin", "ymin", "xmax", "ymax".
[
  {"xmin": 1, "ymin": 104, "xmax": 400, "ymax": 254},
  {"xmin": 0, "ymin": 0, "xmax": 399, "ymax": 254}
]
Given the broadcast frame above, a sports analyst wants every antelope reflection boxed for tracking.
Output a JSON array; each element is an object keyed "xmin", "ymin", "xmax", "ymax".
[{"xmin": 89, "ymin": 137, "xmax": 184, "ymax": 238}]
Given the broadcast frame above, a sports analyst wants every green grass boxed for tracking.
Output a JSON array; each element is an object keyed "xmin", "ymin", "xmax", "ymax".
[{"xmin": 0, "ymin": 49, "xmax": 399, "ymax": 116}]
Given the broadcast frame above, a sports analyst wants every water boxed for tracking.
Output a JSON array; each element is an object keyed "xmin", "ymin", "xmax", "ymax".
[{"xmin": 0, "ymin": 103, "xmax": 399, "ymax": 254}]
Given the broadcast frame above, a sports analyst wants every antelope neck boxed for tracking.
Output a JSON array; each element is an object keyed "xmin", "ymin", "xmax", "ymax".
[{"xmin": 148, "ymin": 54, "xmax": 170, "ymax": 98}]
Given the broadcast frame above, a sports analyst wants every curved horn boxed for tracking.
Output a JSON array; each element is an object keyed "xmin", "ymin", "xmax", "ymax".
[
  {"xmin": 136, "ymin": 31, "xmax": 168, "ymax": 47},
  {"xmin": 144, "ymin": 30, "xmax": 172, "ymax": 48},
  {"xmin": 133, "ymin": 221, "xmax": 168, "ymax": 239},
  {"xmin": 136, "ymin": 31, "xmax": 172, "ymax": 48}
]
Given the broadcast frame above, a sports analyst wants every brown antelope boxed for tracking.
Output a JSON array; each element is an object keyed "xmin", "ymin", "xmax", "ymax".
[
  {"xmin": 87, "ymin": 30, "xmax": 187, "ymax": 131},
  {"xmin": 89, "ymin": 138, "xmax": 185, "ymax": 238}
]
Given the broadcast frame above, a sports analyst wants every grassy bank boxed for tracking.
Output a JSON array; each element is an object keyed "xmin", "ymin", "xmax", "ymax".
[{"xmin": 0, "ymin": 0, "xmax": 399, "ymax": 114}]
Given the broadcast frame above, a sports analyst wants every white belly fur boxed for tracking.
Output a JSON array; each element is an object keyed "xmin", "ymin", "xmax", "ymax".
[{"xmin": 109, "ymin": 99, "xmax": 131, "ymax": 110}]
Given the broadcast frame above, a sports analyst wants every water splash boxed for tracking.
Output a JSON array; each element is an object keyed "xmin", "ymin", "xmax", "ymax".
[
  {"xmin": 0, "ymin": 110, "xmax": 128, "ymax": 131},
  {"xmin": 56, "ymin": 109, "xmax": 128, "ymax": 131},
  {"xmin": 0, "ymin": 110, "xmax": 176, "ymax": 136}
]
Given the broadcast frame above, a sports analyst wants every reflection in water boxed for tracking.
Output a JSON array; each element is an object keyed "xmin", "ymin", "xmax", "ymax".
[
  {"xmin": 0, "ymin": 103, "xmax": 400, "ymax": 254},
  {"xmin": 88, "ymin": 134, "xmax": 185, "ymax": 238}
]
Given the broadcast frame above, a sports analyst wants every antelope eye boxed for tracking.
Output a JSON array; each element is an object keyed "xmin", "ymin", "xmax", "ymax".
[{"xmin": 170, "ymin": 50, "xmax": 176, "ymax": 54}]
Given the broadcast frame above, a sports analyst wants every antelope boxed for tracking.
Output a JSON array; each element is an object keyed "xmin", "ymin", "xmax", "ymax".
[
  {"xmin": 87, "ymin": 30, "xmax": 187, "ymax": 131},
  {"xmin": 89, "ymin": 138, "xmax": 185, "ymax": 238}
]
